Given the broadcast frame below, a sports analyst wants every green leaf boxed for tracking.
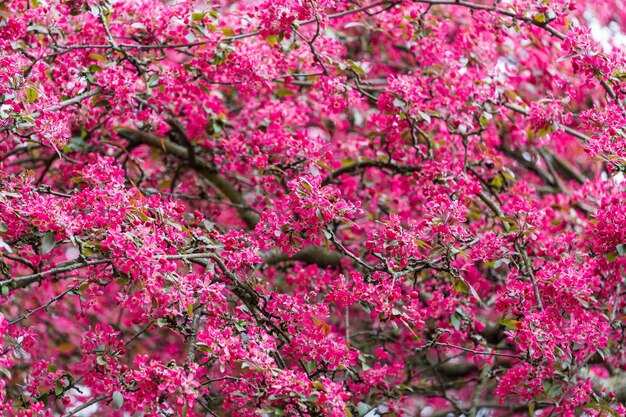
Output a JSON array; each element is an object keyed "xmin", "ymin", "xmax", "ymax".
[
  {"xmin": 417, "ymin": 110, "xmax": 431, "ymax": 124},
  {"xmin": 112, "ymin": 391, "xmax": 124, "ymax": 410},
  {"xmin": 0, "ymin": 222, "xmax": 8, "ymax": 233},
  {"xmin": 1, "ymin": 286, "xmax": 8, "ymax": 297},
  {"xmin": 300, "ymin": 179, "xmax": 312, "ymax": 191},
  {"xmin": 0, "ymin": 237, "xmax": 12, "ymax": 253},
  {"xmin": 93, "ymin": 99, "xmax": 110, "ymax": 108},
  {"xmin": 191, "ymin": 11, "xmax": 206, "ymax": 21},
  {"xmin": 265, "ymin": 35, "xmax": 279, "ymax": 45},
  {"xmin": 348, "ymin": 60, "xmax": 367, "ymax": 75},
  {"xmin": 88, "ymin": 64, "xmax": 102, "ymax": 73},
  {"xmin": 147, "ymin": 74, "xmax": 159, "ymax": 87},
  {"xmin": 275, "ymin": 88, "xmax": 295, "ymax": 98},
  {"xmin": 498, "ymin": 317, "xmax": 519, "ymax": 329},
  {"xmin": 221, "ymin": 27, "xmax": 235, "ymax": 37},
  {"xmin": 537, "ymin": 126, "xmax": 551, "ymax": 137},
  {"xmin": 55, "ymin": 380, "xmax": 64, "ymax": 396},
  {"xmin": 131, "ymin": 22, "xmax": 146, "ymax": 30},
  {"xmin": 466, "ymin": 281, "xmax": 483, "ymax": 305},
  {"xmin": 547, "ymin": 383, "xmax": 562, "ymax": 398},
  {"xmin": 20, "ymin": 116, "xmax": 35, "ymax": 126},
  {"xmin": 453, "ymin": 279, "xmax": 469, "ymax": 294},
  {"xmin": 356, "ymin": 403, "xmax": 372, "ymax": 416},
  {"xmin": 41, "ymin": 232, "xmax": 56, "ymax": 255},
  {"xmin": 309, "ymin": 163, "xmax": 320, "ymax": 177},
  {"xmin": 451, "ymin": 312, "xmax": 461, "ymax": 331},
  {"xmin": 617, "ymin": 244, "xmax": 626, "ymax": 256},
  {"xmin": 0, "ymin": 365, "xmax": 12, "ymax": 379},
  {"xmin": 26, "ymin": 87, "xmax": 39, "ymax": 104},
  {"xmin": 89, "ymin": 53, "xmax": 106, "ymax": 62}
]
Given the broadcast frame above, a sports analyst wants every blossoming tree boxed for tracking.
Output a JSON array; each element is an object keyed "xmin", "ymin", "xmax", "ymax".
[{"xmin": 2, "ymin": 0, "xmax": 626, "ymax": 415}]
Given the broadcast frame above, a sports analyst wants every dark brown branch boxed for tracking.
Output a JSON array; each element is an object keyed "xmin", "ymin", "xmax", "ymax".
[
  {"xmin": 117, "ymin": 128, "xmax": 261, "ymax": 229},
  {"xmin": 322, "ymin": 160, "xmax": 421, "ymax": 186},
  {"xmin": 543, "ymin": 148, "xmax": 588, "ymax": 185},
  {"xmin": 499, "ymin": 146, "xmax": 556, "ymax": 189},
  {"xmin": 118, "ymin": 128, "xmax": 349, "ymax": 268},
  {"xmin": 260, "ymin": 245, "xmax": 344, "ymax": 267},
  {"xmin": 63, "ymin": 395, "xmax": 108, "ymax": 417},
  {"xmin": 0, "ymin": 259, "xmax": 111, "ymax": 292}
]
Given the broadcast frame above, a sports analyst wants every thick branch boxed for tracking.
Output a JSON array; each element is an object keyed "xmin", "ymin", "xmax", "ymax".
[
  {"xmin": 118, "ymin": 128, "xmax": 348, "ymax": 267},
  {"xmin": 322, "ymin": 160, "xmax": 421, "ymax": 186},
  {"xmin": 499, "ymin": 146, "xmax": 556, "ymax": 189},
  {"xmin": 117, "ymin": 128, "xmax": 261, "ymax": 228},
  {"xmin": 0, "ymin": 259, "xmax": 110, "ymax": 291},
  {"xmin": 543, "ymin": 148, "xmax": 587, "ymax": 185},
  {"xmin": 260, "ymin": 245, "xmax": 344, "ymax": 266}
]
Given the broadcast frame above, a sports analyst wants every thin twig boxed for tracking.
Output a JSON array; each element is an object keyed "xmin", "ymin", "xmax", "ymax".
[
  {"xmin": 435, "ymin": 342, "xmax": 520, "ymax": 359},
  {"xmin": 63, "ymin": 394, "xmax": 107, "ymax": 417},
  {"xmin": 9, "ymin": 284, "xmax": 78, "ymax": 325}
]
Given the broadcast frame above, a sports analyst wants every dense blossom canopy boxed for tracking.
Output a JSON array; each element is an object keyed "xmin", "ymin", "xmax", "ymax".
[{"xmin": 2, "ymin": 0, "xmax": 626, "ymax": 416}]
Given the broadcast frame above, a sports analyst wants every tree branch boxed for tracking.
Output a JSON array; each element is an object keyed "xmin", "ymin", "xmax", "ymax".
[
  {"xmin": 322, "ymin": 160, "xmax": 421, "ymax": 186},
  {"xmin": 117, "ymin": 128, "xmax": 261, "ymax": 228},
  {"xmin": 0, "ymin": 259, "xmax": 111, "ymax": 292}
]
